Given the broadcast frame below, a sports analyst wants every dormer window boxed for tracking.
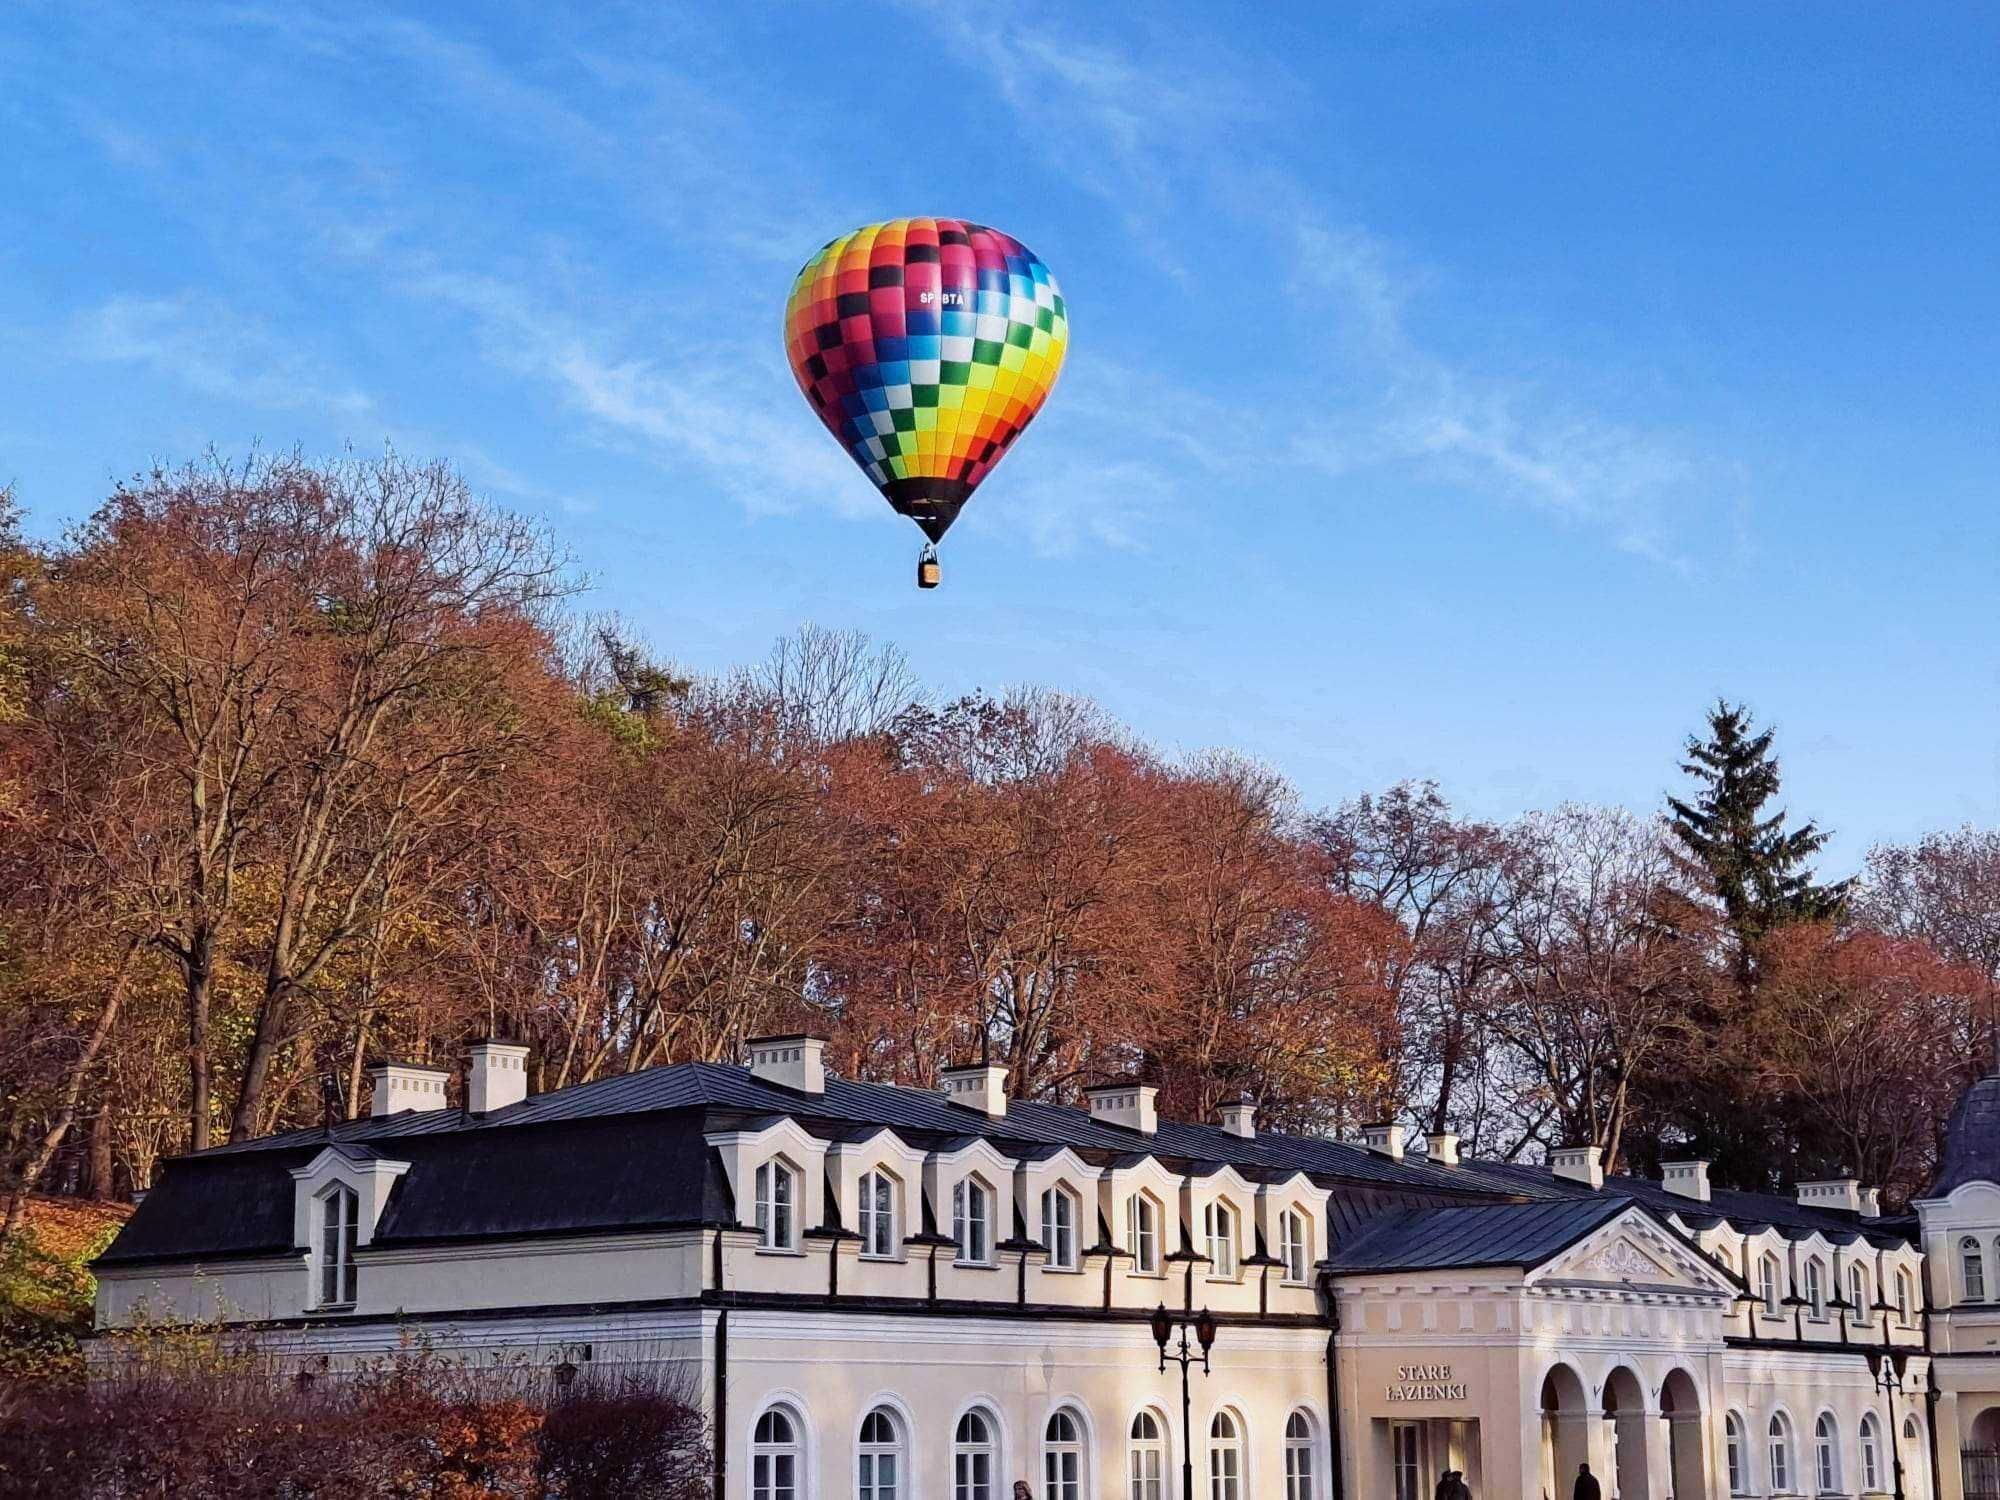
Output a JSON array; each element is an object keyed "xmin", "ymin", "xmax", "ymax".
[
  {"xmin": 858, "ymin": 1170, "xmax": 897, "ymax": 1258},
  {"xmin": 318, "ymin": 1185, "xmax": 359, "ymax": 1308},
  {"xmin": 1759, "ymin": 1252, "xmax": 1782, "ymax": 1316},
  {"xmin": 953, "ymin": 1178, "xmax": 991, "ymax": 1265},
  {"xmin": 1898, "ymin": 1266, "xmax": 1915, "ymax": 1322},
  {"xmin": 1965, "ymin": 1236, "xmax": 1988, "ymax": 1302},
  {"xmin": 1280, "ymin": 1208, "xmax": 1312, "ymax": 1284},
  {"xmin": 1805, "ymin": 1256, "xmax": 1826, "ymax": 1319},
  {"xmin": 1041, "ymin": 1186, "xmax": 1078, "ymax": 1270},
  {"xmin": 1126, "ymin": 1193, "xmax": 1161, "ymax": 1275},
  {"xmin": 1204, "ymin": 1201, "xmax": 1238, "ymax": 1278},
  {"xmin": 755, "ymin": 1160, "xmax": 798, "ymax": 1251},
  {"xmin": 1849, "ymin": 1262, "xmax": 1870, "ymax": 1325}
]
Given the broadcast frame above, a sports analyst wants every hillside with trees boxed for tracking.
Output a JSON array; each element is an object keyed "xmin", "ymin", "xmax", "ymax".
[{"xmin": 1, "ymin": 454, "xmax": 1995, "ymax": 1245}]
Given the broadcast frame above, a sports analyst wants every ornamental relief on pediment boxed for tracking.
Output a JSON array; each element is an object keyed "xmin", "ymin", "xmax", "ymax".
[{"xmin": 1571, "ymin": 1237, "xmax": 1676, "ymax": 1283}]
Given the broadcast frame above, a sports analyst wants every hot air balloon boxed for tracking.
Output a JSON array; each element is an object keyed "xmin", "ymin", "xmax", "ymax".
[{"xmin": 784, "ymin": 218, "xmax": 1069, "ymax": 588}]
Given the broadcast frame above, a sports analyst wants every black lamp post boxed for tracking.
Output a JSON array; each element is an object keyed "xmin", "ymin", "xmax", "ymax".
[
  {"xmin": 1152, "ymin": 1301, "xmax": 1217, "ymax": 1500},
  {"xmin": 1868, "ymin": 1348, "xmax": 1910, "ymax": 1500}
]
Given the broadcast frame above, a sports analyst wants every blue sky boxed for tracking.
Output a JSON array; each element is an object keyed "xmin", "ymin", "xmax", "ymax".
[{"xmin": 4, "ymin": 2, "xmax": 1995, "ymax": 871}]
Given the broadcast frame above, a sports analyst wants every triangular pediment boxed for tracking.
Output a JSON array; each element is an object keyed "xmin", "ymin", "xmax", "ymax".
[{"xmin": 1530, "ymin": 1208, "xmax": 1735, "ymax": 1297}]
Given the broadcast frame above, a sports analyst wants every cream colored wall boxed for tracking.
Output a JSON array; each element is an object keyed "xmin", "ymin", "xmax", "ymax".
[
  {"xmin": 719, "ymin": 1308, "xmax": 1329, "ymax": 1500},
  {"xmin": 95, "ymin": 1255, "xmax": 310, "ymax": 1326}
]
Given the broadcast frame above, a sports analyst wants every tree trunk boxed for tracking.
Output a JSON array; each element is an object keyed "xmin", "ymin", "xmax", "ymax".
[
  {"xmin": 84, "ymin": 1106, "xmax": 115, "ymax": 1199},
  {"xmin": 2, "ymin": 936, "xmax": 140, "ymax": 1240},
  {"xmin": 185, "ymin": 930, "xmax": 216, "ymax": 1152}
]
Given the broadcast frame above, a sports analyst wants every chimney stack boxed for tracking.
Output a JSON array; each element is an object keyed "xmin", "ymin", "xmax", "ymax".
[
  {"xmin": 1219, "ymin": 1098, "xmax": 1257, "ymax": 1139},
  {"xmin": 1859, "ymin": 1187, "xmax": 1882, "ymax": 1219},
  {"xmin": 1662, "ymin": 1160, "xmax": 1712, "ymax": 1203},
  {"xmin": 367, "ymin": 1061, "xmax": 450, "ymax": 1118},
  {"xmin": 941, "ymin": 1063, "xmax": 1009, "ymax": 1117},
  {"xmin": 1426, "ymin": 1130, "xmax": 1460, "ymax": 1167},
  {"xmin": 745, "ymin": 1035, "xmax": 827, "ymax": 1095},
  {"xmin": 1360, "ymin": 1122, "xmax": 1406, "ymax": 1161},
  {"xmin": 1551, "ymin": 1144, "xmax": 1604, "ymax": 1190},
  {"xmin": 466, "ymin": 1040, "xmax": 530, "ymax": 1114},
  {"xmin": 1085, "ymin": 1082, "xmax": 1158, "ymax": 1136},
  {"xmin": 1798, "ymin": 1178, "xmax": 1863, "ymax": 1214}
]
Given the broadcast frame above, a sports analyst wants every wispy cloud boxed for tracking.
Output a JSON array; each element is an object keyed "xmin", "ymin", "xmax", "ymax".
[{"xmin": 71, "ymin": 294, "xmax": 376, "ymax": 418}]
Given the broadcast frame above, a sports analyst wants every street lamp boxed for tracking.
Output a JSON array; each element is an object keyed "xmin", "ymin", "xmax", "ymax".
[
  {"xmin": 1153, "ymin": 1302, "xmax": 1217, "ymax": 1500},
  {"xmin": 1868, "ymin": 1348, "xmax": 1911, "ymax": 1500}
]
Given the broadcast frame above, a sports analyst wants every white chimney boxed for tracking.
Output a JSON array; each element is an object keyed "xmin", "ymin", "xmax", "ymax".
[
  {"xmin": 1859, "ymin": 1187, "xmax": 1882, "ymax": 1219},
  {"xmin": 1360, "ymin": 1122, "xmax": 1406, "ymax": 1161},
  {"xmin": 1219, "ymin": 1099, "xmax": 1257, "ymax": 1139},
  {"xmin": 1798, "ymin": 1178, "xmax": 1862, "ymax": 1213},
  {"xmin": 466, "ymin": 1040, "xmax": 530, "ymax": 1114},
  {"xmin": 1662, "ymin": 1159, "xmax": 1712, "ymax": 1203},
  {"xmin": 941, "ymin": 1063, "xmax": 1009, "ymax": 1117},
  {"xmin": 1551, "ymin": 1144, "xmax": 1604, "ymax": 1189},
  {"xmin": 1086, "ymin": 1082, "xmax": 1158, "ymax": 1136},
  {"xmin": 1426, "ymin": 1130, "xmax": 1460, "ymax": 1167},
  {"xmin": 368, "ymin": 1061, "xmax": 450, "ymax": 1118},
  {"xmin": 745, "ymin": 1034, "xmax": 826, "ymax": 1094}
]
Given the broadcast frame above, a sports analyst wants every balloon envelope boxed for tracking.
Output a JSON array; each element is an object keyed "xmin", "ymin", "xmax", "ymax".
[{"xmin": 784, "ymin": 218, "xmax": 1069, "ymax": 542}]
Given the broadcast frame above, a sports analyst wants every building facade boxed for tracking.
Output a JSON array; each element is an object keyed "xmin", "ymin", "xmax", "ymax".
[{"xmin": 91, "ymin": 1036, "xmax": 2000, "ymax": 1499}]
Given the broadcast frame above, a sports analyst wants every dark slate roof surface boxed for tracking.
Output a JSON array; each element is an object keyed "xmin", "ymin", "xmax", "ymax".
[
  {"xmin": 1926, "ymin": 1073, "xmax": 2000, "ymax": 1199},
  {"xmin": 1328, "ymin": 1195, "xmax": 1635, "ymax": 1273}
]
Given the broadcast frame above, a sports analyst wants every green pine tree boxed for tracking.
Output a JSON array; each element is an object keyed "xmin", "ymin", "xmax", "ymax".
[{"xmin": 1667, "ymin": 700, "xmax": 1849, "ymax": 954}]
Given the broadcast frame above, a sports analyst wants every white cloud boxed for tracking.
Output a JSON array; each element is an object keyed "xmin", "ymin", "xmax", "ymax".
[{"xmin": 71, "ymin": 294, "xmax": 376, "ymax": 418}]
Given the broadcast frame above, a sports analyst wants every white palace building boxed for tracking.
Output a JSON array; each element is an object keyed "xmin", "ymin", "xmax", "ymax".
[{"xmin": 89, "ymin": 1035, "xmax": 2000, "ymax": 1499}]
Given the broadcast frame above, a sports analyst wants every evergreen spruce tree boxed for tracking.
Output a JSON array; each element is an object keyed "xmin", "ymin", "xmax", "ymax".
[{"xmin": 1667, "ymin": 700, "xmax": 1849, "ymax": 954}]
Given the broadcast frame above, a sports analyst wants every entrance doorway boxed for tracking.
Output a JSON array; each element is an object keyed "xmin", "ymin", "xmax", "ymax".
[
  {"xmin": 1660, "ymin": 1369, "xmax": 1706, "ymax": 1500},
  {"xmin": 1540, "ymin": 1365, "xmax": 1589, "ymax": 1499}
]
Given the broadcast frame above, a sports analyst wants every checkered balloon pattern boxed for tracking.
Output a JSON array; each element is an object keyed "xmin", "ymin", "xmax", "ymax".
[{"xmin": 784, "ymin": 218, "xmax": 1069, "ymax": 542}]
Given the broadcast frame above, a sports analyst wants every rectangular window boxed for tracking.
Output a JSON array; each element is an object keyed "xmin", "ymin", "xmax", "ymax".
[
  {"xmin": 1127, "ymin": 1195, "xmax": 1159, "ymax": 1275},
  {"xmin": 1282, "ymin": 1211, "xmax": 1310, "ymax": 1283},
  {"xmin": 954, "ymin": 1180, "xmax": 989, "ymax": 1264},
  {"xmin": 1392, "ymin": 1424, "xmax": 1422, "ymax": 1500},
  {"xmin": 319, "ymin": 1187, "xmax": 357, "ymax": 1307},
  {"xmin": 1041, "ymin": 1187, "xmax": 1077, "ymax": 1270},
  {"xmin": 1205, "ymin": 1203, "xmax": 1236, "ymax": 1278},
  {"xmin": 859, "ymin": 1172, "xmax": 895, "ymax": 1258},
  {"xmin": 756, "ymin": 1161, "xmax": 794, "ymax": 1250}
]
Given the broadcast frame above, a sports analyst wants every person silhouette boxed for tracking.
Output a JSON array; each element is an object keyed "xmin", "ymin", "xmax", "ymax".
[{"xmin": 1573, "ymin": 1461, "xmax": 1602, "ymax": 1500}]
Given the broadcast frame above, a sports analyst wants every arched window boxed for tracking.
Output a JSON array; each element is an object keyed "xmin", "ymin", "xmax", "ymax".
[
  {"xmin": 1041, "ymin": 1186, "xmax": 1078, "ymax": 1271},
  {"xmin": 318, "ymin": 1185, "xmax": 359, "ymax": 1307},
  {"xmin": 1725, "ymin": 1412, "xmax": 1747, "ymax": 1495},
  {"xmin": 1280, "ymin": 1210, "xmax": 1311, "ymax": 1285},
  {"xmin": 1209, "ymin": 1411, "xmax": 1244, "ymax": 1500},
  {"xmin": 1126, "ymin": 1194, "xmax": 1161, "ymax": 1275},
  {"xmin": 1814, "ymin": 1413, "xmax": 1840, "ymax": 1493},
  {"xmin": 1965, "ymin": 1236, "xmax": 1987, "ymax": 1303},
  {"xmin": 752, "ymin": 1406, "xmax": 802, "ymax": 1500},
  {"xmin": 1898, "ymin": 1266, "xmax": 1915, "ymax": 1321},
  {"xmin": 954, "ymin": 1409, "xmax": 996, "ymax": 1500},
  {"xmin": 1849, "ymin": 1261, "xmax": 1870, "ymax": 1325},
  {"xmin": 1859, "ymin": 1413, "xmax": 1883, "ymax": 1492},
  {"xmin": 1284, "ymin": 1410, "xmax": 1316, "ymax": 1499},
  {"xmin": 858, "ymin": 1171, "xmax": 896, "ymax": 1259},
  {"xmin": 1805, "ymin": 1257, "xmax": 1826, "ymax": 1319},
  {"xmin": 755, "ymin": 1160, "xmax": 797, "ymax": 1251},
  {"xmin": 1204, "ymin": 1201, "xmax": 1238, "ymax": 1278},
  {"xmin": 1129, "ymin": 1410, "xmax": 1166, "ymax": 1500},
  {"xmin": 1768, "ymin": 1413, "xmax": 1794, "ymax": 1494},
  {"xmin": 1760, "ymin": 1252, "xmax": 1783, "ymax": 1316},
  {"xmin": 1043, "ymin": 1408, "xmax": 1084, "ymax": 1500},
  {"xmin": 953, "ymin": 1179, "xmax": 991, "ymax": 1265},
  {"xmin": 858, "ymin": 1406, "xmax": 903, "ymax": 1500}
]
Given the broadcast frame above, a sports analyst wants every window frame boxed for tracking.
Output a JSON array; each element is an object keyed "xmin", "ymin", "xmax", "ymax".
[
  {"xmin": 1849, "ymin": 1261, "xmax": 1870, "ymax": 1325},
  {"xmin": 1965, "ymin": 1235, "xmax": 1988, "ymax": 1303},
  {"xmin": 752, "ymin": 1404, "xmax": 804, "ymax": 1500},
  {"xmin": 1127, "ymin": 1192, "xmax": 1162, "ymax": 1277},
  {"xmin": 954, "ymin": 1407, "xmax": 999, "ymax": 1500},
  {"xmin": 1204, "ymin": 1200, "xmax": 1239, "ymax": 1280},
  {"xmin": 316, "ymin": 1183, "xmax": 360, "ymax": 1309},
  {"xmin": 953, "ymin": 1176, "xmax": 993, "ymax": 1266},
  {"xmin": 1814, "ymin": 1411, "xmax": 1839, "ymax": 1494},
  {"xmin": 857, "ymin": 1169, "xmax": 898, "ymax": 1261},
  {"xmin": 1859, "ymin": 1412, "xmax": 1882, "ymax": 1493},
  {"xmin": 857, "ymin": 1405, "xmax": 903, "ymax": 1500},
  {"xmin": 1128, "ymin": 1409, "xmax": 1167, "ymax": 1500},
  {"xmin": 1283, "ymin": 1409, "xmax": 1316, "ymax": 1500},
  {"xmin": 1041, "ymin": 1185, "xmax": 1080, "ymax": 1272},
  {"xmin": 1042, "ymin": 1407, "xmax": 1085, "ymax": 1500},
  {"xmin": 1208, "ymin": 1409, "xmax": 1245, "ymax": 1500},
  {"xmin": 1760, "ymin": 1251, "xmax": 1783, "ymax": 1317},
  {"xmin": 1768, "ymin": 1412, "xmax": 1793, "ymax": 1494},
  {"xmin": 755, "ymin": 1158, "xmax": 800, "ymax": 1252},
  {"xmin": 1279, "ymin": 1208, "xmax": 1312, "ymax": 1285},
  {"xmin": 1805, "ymin": 1256, "xmax": 1827, "ymax": 1321},
  {"xmin": 1725, "ymin": 1411, "xmax": 1747, "ymax": 1495}
]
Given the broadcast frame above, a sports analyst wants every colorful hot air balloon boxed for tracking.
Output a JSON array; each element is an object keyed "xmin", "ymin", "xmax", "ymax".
[{"xmin": 784, "ymin": 218, "xmax": 1069, "ymax": 587}]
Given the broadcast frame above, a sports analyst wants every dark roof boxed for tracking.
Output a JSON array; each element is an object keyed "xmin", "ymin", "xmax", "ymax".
[
  {"xmin": 1926, "ymin": 1073, "xmax": 2000, "ymax": 1199},
  {"xmin": 1464, "ymin": 1159, "xmax": 1915, "ymax": 1246},
  {"xmin": 1328, "ymin": 1195, "xmax": 1636, "ymax": 1273},
  {"xmin": 178, "ymin": 1061, "xmax": 1567, "ymax": 1200}
]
